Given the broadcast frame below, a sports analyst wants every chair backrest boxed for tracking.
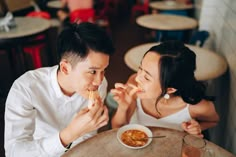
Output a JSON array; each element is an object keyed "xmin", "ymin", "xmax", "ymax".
[
  {"xmin": 70, "ymin": 8, "xmax": 95, "ymax": 23},
  {"xmin": 189, "ymin": 30, "xmax": 210, "ymax": 47},
  {"xmin": 26, "ymin": 11, "xmax": 51, "ymax": 19},
  {"xmin": 144, "ymin": 0, "xmax": 149, "ymax": 6}
]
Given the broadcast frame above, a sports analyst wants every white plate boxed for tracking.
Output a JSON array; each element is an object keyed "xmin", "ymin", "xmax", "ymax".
[{"xmin": 117, "ymin": 124, "xmax": 153, "ymax": 149}]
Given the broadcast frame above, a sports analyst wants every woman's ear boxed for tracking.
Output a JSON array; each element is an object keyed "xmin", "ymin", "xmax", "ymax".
[
  {"xmin": 59, "ymin": 59, "xmax": 72, "ymax": 75},
  {"xmin": 167, "ymin": 87, "xmax": 177, "ymax": 94}
]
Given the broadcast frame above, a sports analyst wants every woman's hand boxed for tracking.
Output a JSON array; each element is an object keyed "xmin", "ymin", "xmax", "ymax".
[
  {"xmin": 110, "ymin": 83, "xmax": 139, "ymax": 111},
  {"xmin": 110, "ymin": 83, "xmax": 139, "ymax": 128},
  {"xmin": 182, "ymin": 119, "xmax": 204, "ymax": 138},
  {"xmin": 60, "ymin": 98, "xmax": 109, "ymax": 146}
]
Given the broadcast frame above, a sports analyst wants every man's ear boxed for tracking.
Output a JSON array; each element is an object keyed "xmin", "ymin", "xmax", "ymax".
[
  {"xmin": 59, "ymin": 59, "xmax": 72, "ymax": 75},
  {"xmin": 167, "ymin": 87, "xmax": 177, "ymax": 94}
]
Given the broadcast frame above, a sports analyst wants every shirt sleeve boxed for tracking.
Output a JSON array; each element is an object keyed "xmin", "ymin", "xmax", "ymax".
[{"xmin": 4, "ymin": 81, "xmax": 66, "ymax": 157}]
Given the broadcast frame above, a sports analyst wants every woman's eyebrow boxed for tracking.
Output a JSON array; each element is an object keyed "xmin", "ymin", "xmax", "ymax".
[
  {"xmin": 140, "ymin": 62, "xmax": 153, "ymax": 77},
  {"xmin": 143, "ymin": 69, "xmax": 153, "ymax": 77}
]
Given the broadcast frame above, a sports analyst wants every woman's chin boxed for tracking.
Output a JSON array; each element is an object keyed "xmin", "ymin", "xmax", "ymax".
[
  {"xmin": 137, "ymin": 92, "xmax": 157, "ymax": 99},
  {"xmin": 136, "ymin": 92, "xmax": 146, "ymax": 98}
]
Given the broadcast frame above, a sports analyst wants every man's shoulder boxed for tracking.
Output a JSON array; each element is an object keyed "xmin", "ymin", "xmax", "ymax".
[{"xmin": 15, "ymin": 66, "xmax": 57, "ymax": 87}]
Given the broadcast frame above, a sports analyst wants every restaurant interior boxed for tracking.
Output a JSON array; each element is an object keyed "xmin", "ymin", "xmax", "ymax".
[{"xmin": 0, "ymin": 0, "xmax": 236, "ymax": 156}]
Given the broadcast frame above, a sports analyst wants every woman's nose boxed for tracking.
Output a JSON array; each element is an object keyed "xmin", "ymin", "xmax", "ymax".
[{"xmin": 135, "ymin": 75, "xmax": 142, "ymax": 84}]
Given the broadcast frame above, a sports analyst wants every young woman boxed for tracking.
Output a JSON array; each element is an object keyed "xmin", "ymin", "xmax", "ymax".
[{"xmin": 111, "ymin": 41, "xmax": 219, "ymax": 137}]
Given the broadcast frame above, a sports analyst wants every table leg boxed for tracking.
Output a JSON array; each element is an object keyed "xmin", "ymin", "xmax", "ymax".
[{"xmin": 7, "ymin": 46, "xmax": 27, "ymax": 79}]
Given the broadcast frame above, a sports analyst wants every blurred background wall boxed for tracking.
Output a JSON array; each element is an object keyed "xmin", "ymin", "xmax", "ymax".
[{"xmin": 194, "ymin": 0, "xmax": 236, "ymax": 154}]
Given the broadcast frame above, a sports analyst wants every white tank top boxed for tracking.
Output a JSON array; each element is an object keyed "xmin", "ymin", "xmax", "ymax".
[{"xmin": 130, "ymin": 98, "xmax": 192, "ymax": 131}]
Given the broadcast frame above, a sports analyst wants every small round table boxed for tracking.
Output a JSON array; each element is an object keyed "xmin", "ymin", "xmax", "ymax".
[
  {"xmin": 124, "ymin": 43, "xmax": 228, "ymax": 81},
  {"xmin": 47, "ymin": 0, "xmax": 62, "ymax": 9},
  {"xmin": 0, "ymin": 17, "xmax": 51, "ymax": 78},
  {"xmin": 62, "ymin": 127, "xmax": 235, "ymax": 157},
  {"xmin": 0, "ymin": 17, "xmax": 51, "ymax": 39},
  {"xmin": 149, "ymin": 1, "xmax": 193, "ymax": 11},
  {"xmin": 136, "ymin": 14, "xmax": 198, "ymax": 31}
]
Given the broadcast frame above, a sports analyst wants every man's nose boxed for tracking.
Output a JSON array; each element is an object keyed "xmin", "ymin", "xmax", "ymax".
[{"xmin": 93, "ymin": 74, "xmax": 103, "ymax": 86}]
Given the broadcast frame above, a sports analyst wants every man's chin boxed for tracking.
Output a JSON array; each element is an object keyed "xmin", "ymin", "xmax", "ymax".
[{"xmin": 76, "ymin": 90, "xmax": 88, "ymax": 98}]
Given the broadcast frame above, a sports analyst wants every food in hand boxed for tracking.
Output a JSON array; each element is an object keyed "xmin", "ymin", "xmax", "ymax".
[
  {"xmin": 121, "ymin": 129, "xmax": 148, "ymax": 147},
  {"xmin": 127, "ymin": 83, "xmax": 143, "ymax": 92},
  {"xmin": 88, "ymin": 90, "xmax": 99, "ymax": 109}
]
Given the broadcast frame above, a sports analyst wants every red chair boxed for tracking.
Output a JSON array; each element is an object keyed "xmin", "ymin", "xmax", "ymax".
[
  {"xmin": 70, "ymin": 8, "xmax": 95, "ymax": 23},
  {"xmin": 27, "ymin": 11, "xmax": 51, "ymax": 19},
  {"xmin": 131, "ymin": 0, "xmax": 149, "ymax": 19},
  {"xmin": 69, "ymin": 7, "xmax": 110, "ymax": 35},
  {"xmin": 24, "ymin": 11, "xmax": 51, "ymax": 69}
]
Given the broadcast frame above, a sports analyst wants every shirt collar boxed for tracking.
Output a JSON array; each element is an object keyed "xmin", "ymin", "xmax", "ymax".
[{"xmin": 51, "ymin": 65, "xmax": 65, "ymax": 98}]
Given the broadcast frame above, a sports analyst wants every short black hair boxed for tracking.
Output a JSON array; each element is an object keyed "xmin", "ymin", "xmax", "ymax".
[{"xmin": 56, "ymin": 22, "xmax": 115, "ymax": 65}]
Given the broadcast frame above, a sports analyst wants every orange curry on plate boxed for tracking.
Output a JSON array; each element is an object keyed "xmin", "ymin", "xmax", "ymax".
[{"xmin": 121, "ymin": 129, "xmax": 148, "ymax": 147}]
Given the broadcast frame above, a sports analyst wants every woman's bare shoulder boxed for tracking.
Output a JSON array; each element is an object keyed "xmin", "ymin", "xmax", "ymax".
[{"xmin": 189, "ymin": 99, "xmax": 215, "ymax": 117}]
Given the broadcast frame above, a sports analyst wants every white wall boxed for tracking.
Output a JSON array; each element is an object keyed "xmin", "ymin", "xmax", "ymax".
[{"xmin": 195, "ymin": 0, "xmax": 236, "ymax": 154}]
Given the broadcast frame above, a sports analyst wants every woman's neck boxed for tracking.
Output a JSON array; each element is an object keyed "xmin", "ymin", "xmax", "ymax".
[
  {"xmin": 140, "ymin": 98, "xmax": 160, "ymax": 118},
  {"xmin": 140, "ymin": 96, "xmax": 185, "ymax": 118}
]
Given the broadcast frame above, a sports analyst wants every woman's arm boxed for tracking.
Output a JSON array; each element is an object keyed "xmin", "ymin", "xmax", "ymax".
[
  {"xmin": 189, "ymin": 100, "xmax": 220, "ymax": 131},
  {"xmin": 111, "ymin": 102, "xmax": 133, "ymax": 128},
  {"xmin": 111, "ymin": 74, "xmax": 138, "ymax": 128}
]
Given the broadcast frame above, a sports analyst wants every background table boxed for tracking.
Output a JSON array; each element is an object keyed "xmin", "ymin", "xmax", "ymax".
[
  {"xmin": 124, "ymin": 43, "xmax": 228, "ymax": 81},
  {"xmin": 0, "ymin": 17, "xmax": 51, "ymax": 77},
  {"xmin": 47, "ymin": 0, "xmax": 62, "ymax": 9},
  {"xmin": 136, "ymin": 14, "xmax": 198, "ymax": 31},
  {"xmin": 0, "ymin": 17, "xmax": 51, "ymax": 39},
  {"xmin": 62, "ymin": 127, "xmax": 235, "ymax": 157},
  {"xmin": 149, "ymin": 1, "xmax": 193, "ymax": 11}
]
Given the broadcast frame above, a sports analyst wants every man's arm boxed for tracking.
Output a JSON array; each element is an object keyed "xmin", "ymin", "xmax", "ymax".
[{"xmin": 4, "ymin": 83, "xmax": 66, "ymax": 157}]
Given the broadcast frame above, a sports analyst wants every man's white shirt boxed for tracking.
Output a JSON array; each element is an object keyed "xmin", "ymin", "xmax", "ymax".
[{"xmin": 4, "ymin": 66, "xmax": 108, "ymax": 157}]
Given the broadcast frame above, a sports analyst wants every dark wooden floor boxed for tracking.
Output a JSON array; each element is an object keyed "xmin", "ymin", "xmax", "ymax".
[{"xmin": 0, "ymin": 7, "xmax": 150, "ymax": 156}]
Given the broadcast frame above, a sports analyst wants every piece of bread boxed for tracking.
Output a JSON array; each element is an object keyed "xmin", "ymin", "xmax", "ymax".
[{"xmin": 88, "ymin": 90, "xmax": 100, "ymax": 109}]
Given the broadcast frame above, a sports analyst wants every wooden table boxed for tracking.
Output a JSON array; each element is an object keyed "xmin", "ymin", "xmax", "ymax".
[
  {"xmin": 149, "ymin": 1, "xmax": 193, "ymax": 11},
  {"xmin": 62, "ymin": 127, "xmax": 235, "ymax": 157},
  {"xmin": 124, "ymin": 43, "xmax": 228, "ymax": 81},
  {"xmin": 0, "ymin": 17, "xmax": 51, "ymax": 77},
  {"xmin": 0, "ymin": 17, "xmax": 51, "ymax": 39},
  {"xmin": 136, "ymin": 14, "xmax": 197, "ymax": 31},
  {"xmin": 47, "ymin": 0, "xmax": 62, "ymax": 9}
]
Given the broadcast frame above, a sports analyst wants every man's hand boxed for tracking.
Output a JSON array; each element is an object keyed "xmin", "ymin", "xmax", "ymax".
[{"xmin": 59, "ymin": 99, "xmax": 109, "ymax": 146}]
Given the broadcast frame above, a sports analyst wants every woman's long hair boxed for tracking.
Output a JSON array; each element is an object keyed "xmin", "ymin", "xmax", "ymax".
[{"xmin": 143, "ymin": 41, "xmax": 214, "ymax": 107}]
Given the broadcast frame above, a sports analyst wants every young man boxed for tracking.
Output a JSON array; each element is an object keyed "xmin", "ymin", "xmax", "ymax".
[{"xmin": 4, "ymin": 22, "xmax": 114, "ymax": 157}]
